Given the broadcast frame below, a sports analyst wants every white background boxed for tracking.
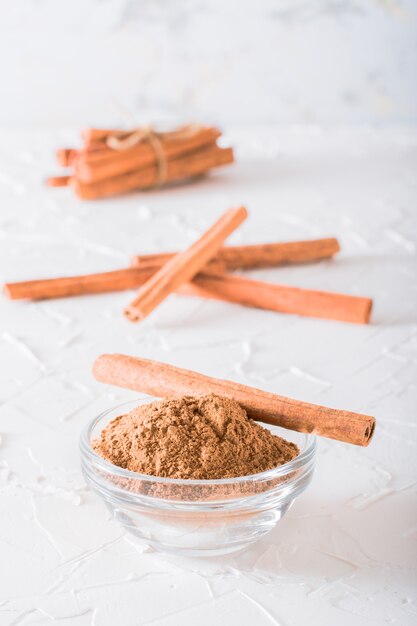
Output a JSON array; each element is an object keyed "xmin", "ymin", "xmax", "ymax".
[
  {"xmin": 0, "ymin": 0, "xmax": 416, "ymax": 127},
  {"xmin": 0, "ymin": 2, "xmax": 416, "ymax": 626}
]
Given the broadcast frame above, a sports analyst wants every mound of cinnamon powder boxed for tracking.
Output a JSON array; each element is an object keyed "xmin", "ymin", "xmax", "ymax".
[{"xmin": 93, "ymin": 394, "xmax": 299, "ymax": 479}]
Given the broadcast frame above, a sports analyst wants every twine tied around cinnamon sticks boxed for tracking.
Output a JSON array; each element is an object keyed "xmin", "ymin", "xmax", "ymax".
[{"xmin": 105, "ymin": 124, "xmax": 202, "ymax": 187}]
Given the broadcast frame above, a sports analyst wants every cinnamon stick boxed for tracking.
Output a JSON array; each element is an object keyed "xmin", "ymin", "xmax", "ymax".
[
  {"xmin": 124, "ymin": 206, "xmax": 248, "ymax": 322},
  {"xmin": 80, "ymin": 141, "xmax": 109, "ymax": 153},
  {"xmin": 73, "ymin": 144, "xmax": 234, "ymax": 200},
  {"xmin": 132, "ymin": 238, "xmax": 340, "ymax": 271},
  {"xmin": 81, "ymin": 128, "xmax": 122, "ymax": 144},
  {"xmin": 3, "ymin": 251, "xmax": 371, "ymax": 324},
  {"xmin": 92, "ymin": 354, "xmax": 376, "ymax": 446},
  {"xmin": 45, "ymin": 175, "xmax": 71, "ymax": 187},
  {"xmin": 56, "ymin": 149, "xmax": 78, "ymax": 167},
  {"xmin": 3, "ymin": 253, "xmax": 370, "ymax": 325},
  {"xmin": 3, "ymin": 268, "xmax": 371, "ymax": 324},
  {"xmin": 75, "ymin": 127, "xmax": 221, "ymax": 183},
  {"xmin": 3, "ymin": 267, "xmax": 160, "ymax": 300},
  {"xmin": 56, "ymin": 144, "xmax": 108, "ymax": 167},
  {"xmin": 179, "ymin": 272, "xmax": 372, "ymax": 324}
]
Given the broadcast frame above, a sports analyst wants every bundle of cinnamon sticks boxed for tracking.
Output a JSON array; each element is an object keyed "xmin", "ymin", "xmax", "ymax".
[
  {"xmin": 3, "ymin": 206, "xmax": 373, "ymax": 325},
  {"xmin": 46, "ymin": 125, "xmax": 234, "ymax": 199}
]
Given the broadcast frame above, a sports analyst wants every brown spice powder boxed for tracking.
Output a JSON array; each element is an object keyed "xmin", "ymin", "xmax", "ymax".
[{"xmin": 93, "ymin": 394, "xmax": 299, "ymax": 480}]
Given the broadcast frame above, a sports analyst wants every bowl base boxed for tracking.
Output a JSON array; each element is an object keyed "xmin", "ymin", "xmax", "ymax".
[{"xmin": 130, "ymin": 535, "xmax": 258, "ymax": 558}]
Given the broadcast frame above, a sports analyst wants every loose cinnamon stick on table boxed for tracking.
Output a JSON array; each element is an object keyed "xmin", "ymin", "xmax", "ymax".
[
  {"xmin": 179, "ymin": 272, "xmax": 372, "ymax": 324},
  {"xmin": 73, "ymin": 144, "xmax": 234, "ymax": 200},
  {"xmin": 124, "ymin": 205, "xmax": 248, "ymax": 322},
  {"xmin": 132, "ymin": 238, "xmax": 340, "ymax": 271},
  {"xmin": 75, "ymin": 127, "xmax": 221, "ymax": 183},
  {"xmin": 93, "ymin": 354, "xmax": 376, "ymax": 446},
  {"xmin": 3, "ymin": 237, "xmax": 340, "ymax": 300},
  {"xmin": 3, "ymin": 267, "xmax": 160, "ymax": 300},
  {"xmin": 3, "ymin": 266, "xmax": 371, "ymax": 324}
]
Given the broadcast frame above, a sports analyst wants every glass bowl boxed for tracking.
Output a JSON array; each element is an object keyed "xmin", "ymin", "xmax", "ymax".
[{"xmin": 80, "ymin": 398, "xmax": 316, "ymax": 557}]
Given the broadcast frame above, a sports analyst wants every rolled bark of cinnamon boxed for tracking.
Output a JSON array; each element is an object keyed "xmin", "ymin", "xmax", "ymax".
[
  {"xmin": 75, "ymin": 127, "xmax": 221, "ymax": 183},
  {"xmin": 131, "ymin": 238, "xmax": 340, "ymax": 271},
  {"xmin": 3, "ymin": 258, "xmax": 371, "ymax": 324},
  {"xmin": 60, "ymin": 143, "xmax": 117, "ymax": 168},
  {"xmin": 3, "ymin": 267, "xmax": 160, "ymax": 300},
  {"xmin": 45, "ymin": 175, "xmax": 71, "ymax": 187},
  {"xmin": 73, "ymin": 144, "xmax": 234, "ymax": 200},
  {"xmin": 81, "ymin": 128, "xmax": 122, "ymax": 144},
  {"xmin": 56, "ymin": 149, "xmax": 78, "ymax": 167},
  {"xmin": 92, "ymin": 354, "xmax": 376, "ymax": 446},
  {"xmin": 124, "ymin": 205, "xmax": 248, "ymax": 322},
  {"xmin": 79, "ymin": 141, "xmax": 109, "ymax": 153},
  {"xmin": 179, "ymin": 273, "xmax": 372, "ymax": 324}
]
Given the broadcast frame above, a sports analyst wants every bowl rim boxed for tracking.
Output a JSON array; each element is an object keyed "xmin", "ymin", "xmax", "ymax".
[{"xmin": 80, "ymin": 397, "xmax": 317, "ymax": 486}]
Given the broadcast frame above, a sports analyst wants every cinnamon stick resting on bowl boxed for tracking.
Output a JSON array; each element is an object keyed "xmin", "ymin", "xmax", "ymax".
[{"xmin": 92, "ymin": 353, "xmax": 376, "ymax": 446}]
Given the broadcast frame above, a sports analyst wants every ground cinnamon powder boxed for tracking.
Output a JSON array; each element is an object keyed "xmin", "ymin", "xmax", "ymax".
[{"xmin": 93, "ymin": 394, "xmax": 299, "ymax": 479}]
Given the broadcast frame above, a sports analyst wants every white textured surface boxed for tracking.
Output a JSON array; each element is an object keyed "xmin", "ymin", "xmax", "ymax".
[
  {"xmin": 1, "ymin": 0, "xmax": 416, "ymax": 126},
  {"xmin": 0, "ymin": 127, "xmax": 416, "ymax": 624}
]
